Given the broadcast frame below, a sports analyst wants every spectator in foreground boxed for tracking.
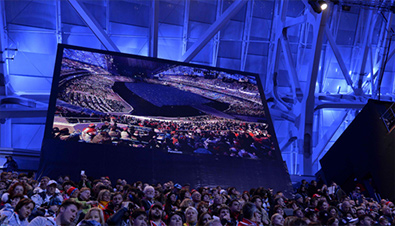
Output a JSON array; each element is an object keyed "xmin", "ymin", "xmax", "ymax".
[
  {"xmin": 28, "ymin": 199, "xmax": 81, "ymax": 226},
  {"xmin": 237, "ymin": 202, "xmax": 258, "ymax": 226},
  {"xmin": 0, "ymin": 198, "xmax": 35, "ymax": 226}
]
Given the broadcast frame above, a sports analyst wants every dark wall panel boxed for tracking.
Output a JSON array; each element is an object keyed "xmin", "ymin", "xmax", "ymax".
[
  {"xmin": 320, "ymin": 100, "xmax": 395, "ymax": 201},
  {"xmin": 38, "ymin": 139, "xmax": 292, "ymax": 193}
]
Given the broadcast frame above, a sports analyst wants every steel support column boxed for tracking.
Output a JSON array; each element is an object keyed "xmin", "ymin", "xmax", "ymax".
[
  {"xmin": 266, "ymin": 0, "xmax": 291, "ymax": 110},
  {"xmin": 150, "ymin": 0, "xmax": 159, "ymax": 58},
  {"xmin": 55, "ymin": 0, "xmax": 62, "ymax": 44},
  {"xmin": 0, "ymin": 0, "xmax": 12, "ymax": 96},
  {"xmin": 0, "ymin": 0, "xmax": 11, "ymax": 148},
  {"xmin": 68, "ymin": 0, "xmax": 119, "ymax": 52},
  {"xmin": 212, "ymin": 0, "xmax": 223, "ymax": 67},
  {"xmin": 356, "ymin": 10, "xmax": 374, "ymax": 94},
  {"xmin": 240, "ymin": 0, "xmax": 253, "ymax": 71},
  {"xmin": 374, "ymin": 12, "xmax": 393, "ymax": 99},
  {"xmin": 181, "ymin": 0, "xmax": 247, "ymax": 62},
  {"xmin": 182, "ymin": 0, "xmax": 190, "ymax": 56},
  {"xmin": 298, "ymin": 8, "xmax": 328, "ymax": 175},
  {"xmin": 106, "ymin": 0, "xmax": 110, "ymax": 37}
]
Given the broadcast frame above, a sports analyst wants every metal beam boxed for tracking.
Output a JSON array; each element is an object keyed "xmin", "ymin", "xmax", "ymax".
[
  {"xmin": 325, "ymin": 25, "xmax": 356, "ymax": 91},
  {"xmin": 269, "ymin": 108, "xmax": 296, "ymax": 122},
  {"xmin": 150, "ymin": 0, "xmax": 159, "ymax": 58},
  {"xmin": 301, "ymin": 0, "xmax": 319, "ymax": 18},
  {"xmin": 55, "ymin": 0, "xmax": 62, "ymax": 43},
  {"xmin": 67, "ymin": 0, "xmax": 119, "ymax": 52},
  {"xmin": 181, "ymin": 0, "xmax": 248, "ymax": 62},
  {"xmin": 105, "ymin": 0, "xmax": 110, "ymax": 39},
  {"xmin": 315, "ymin": 101, "xmax": 366, "ymax": 110},
  {"xmin": 312, "ymin": 110, "xmax": 349, "ymax": 165},
  {"xmin": 298, "ymin": 8, "xmax": 329, "ymax": 175},
  {"xmin": 212, "ymin": 0, "xmax": 223, "ymax": 67},
  {"xmin": 240, "ymin": 0, "xmax": 253, "ymax": 71},
  {"xmin": 182, "ymin": 0, "xmax": 190, "ymax": 55},
  {"xmin": 356, "ymin": 10, "xmax": 374, "ymax": 93},
  {"xmin": 266, "ymin": 0, "xmax": 287, "ymax": 102},
  {"xmin": 0, "ymin": 107, "xmax": 47, "ymax": 118},
  {"xmin": 369, "ymin": 44, "xmax": 375, "ymax": 93},
  {"xmin": 0, "ymin": 0, "xmax": 11, "ymax": 147},
  {"xmin": 375, "ymin": 12, "xmax": 393, "ymax": 99},
  {"xmin": 0, "ymin": 0, "xmax": 13, "ymax": 96},
  {"xmin": 284, "ymin": 15, "xmax": 306, "ymax": 28},
  {"xmin": 281, "ymin": 29, "xmax": 303, "ymax": 102},
  {"xmin": 385, "ymin": 47, "xmax": 395, "ymax": 65},
  {"xmin": 279, "ymin": 136, "xmax": 297, "ymax": 151}
]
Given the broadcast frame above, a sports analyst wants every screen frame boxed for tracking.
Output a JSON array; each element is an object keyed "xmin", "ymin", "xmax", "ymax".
[{"xmin": 44, "ymin": 43, "xmax": 282, "ymax": 161}]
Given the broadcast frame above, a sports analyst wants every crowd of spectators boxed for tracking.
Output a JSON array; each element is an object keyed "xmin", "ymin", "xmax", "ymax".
[
  {"xmin": 55, "ymin": 59, "xmax": 274, "ymax": 160},
  {"xmin": 55, "ymin": 106, "xmax": 102, "ymax": 119},
  {"xmin": 53, "ymin": 114, "xmax": 276, "ymax": 159},
  {"xmin": 63, "ymin": 49, "xmax": 109, "ymax": 71},
  {"xmin": 58, "ymin": 74, "xmax": 133, "ymax": 114},
  {"xmin": 147, "ymin": 75, "xmax": 265, "ymax": 117},
  {"xmin": 60, "ymin": 56, "xmax": 266, "ymax": 118},
  {"xmin": 0, "ymin": 170, "xmax": 393, "ymax": 226},
  {"xmin": 58, "ymin": 55, "xmax": 134, "ymax": 115}
]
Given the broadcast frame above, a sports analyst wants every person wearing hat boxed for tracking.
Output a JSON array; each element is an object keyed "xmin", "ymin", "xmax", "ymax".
[
  {"xmin": 81, "ymin": 124, "xmax": 97, "ymax": 142},
  {"xmin": 149, "ymin": 202, "xmax": 166, "ymax": 226},
  {"xmin": 174, "ymin": 184, "xmax": 182, "ymax": 190},
  {"xmin": 67, "ymin": 187, "xmax": 79, "ymax": 199},
  {"xmin": 31, "ymin": 180, "xmax": 64, "ymax": 208},
  {"xmin": 61, "ymin": 181, "xmax": 76, "ymax": 200},
  {"xmin": 29, "ymin": 196, "xmax": 63, "ymax": 220},
  {"xmin": 294, "ymin": 193, "xmax": 306, "ymax": 210}
]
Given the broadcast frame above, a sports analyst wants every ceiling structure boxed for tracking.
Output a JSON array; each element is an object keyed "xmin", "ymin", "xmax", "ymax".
[{"xmin": 0, "ymin": 0, "xmax": 394, "ymax": 176}]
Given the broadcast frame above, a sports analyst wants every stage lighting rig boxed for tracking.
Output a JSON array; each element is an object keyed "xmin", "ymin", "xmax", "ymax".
[
  {"xmin": 319, "ymin": 0, "xmax": 328, "ymax": 10},
  {"xmin": 308, "ymin": 0, "xmax": 328, "ymax": 13}
]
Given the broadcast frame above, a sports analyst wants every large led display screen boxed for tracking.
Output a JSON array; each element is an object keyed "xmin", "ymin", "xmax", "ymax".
[{"xmin": 46, "ymin": 44, "xmax": 279, "ymax": 161}]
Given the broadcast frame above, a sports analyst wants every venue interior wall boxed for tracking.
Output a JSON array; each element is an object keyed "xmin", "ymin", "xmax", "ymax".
[{"xmin": 0, "ymin": 0, "xmax": 394, "ymax": 190}]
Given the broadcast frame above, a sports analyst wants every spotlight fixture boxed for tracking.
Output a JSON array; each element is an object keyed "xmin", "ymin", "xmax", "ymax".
[
  {"xmin": 308, "ymin": 0, "xmax": 327, "ymax": 13},
  {"xmin": 319, "ymin": 0, "xmax": 328, "ymax": 10}
]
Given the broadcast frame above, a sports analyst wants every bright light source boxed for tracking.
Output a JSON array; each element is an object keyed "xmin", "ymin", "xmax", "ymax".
[{"xmin": 319, "ymin": 1, "xmax": 328, "ymax": 10}]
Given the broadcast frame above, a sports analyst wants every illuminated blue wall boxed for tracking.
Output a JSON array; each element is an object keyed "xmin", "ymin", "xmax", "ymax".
[{"xmin": 1, "ymin": 0, "xmax": 394, "ymax": 176}]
